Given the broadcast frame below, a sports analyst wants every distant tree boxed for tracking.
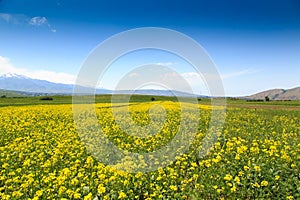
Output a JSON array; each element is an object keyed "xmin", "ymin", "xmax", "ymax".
[
  {"xmin": 40, "ymin": 97, "xmax": 53, "ymax": 101},
  {"xmin": 197, "ymin": 98, "xmax": 201, "ymax": 101},
  {"xmin": 265, "ymin": 96, "xmax": 270, "ymax": 102},
  {"xmin": 0, "ymin": 95, "xmax": 6, "ymax": 98},
  {"xmin": 151, "ymin": 97, "xmax": 155, "ymax": 101}
]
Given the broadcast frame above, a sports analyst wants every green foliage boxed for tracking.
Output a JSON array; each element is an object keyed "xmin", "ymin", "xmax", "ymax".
[
  {"xmin": 265, "ymin": 96, "xmax": 270, "ymax": 102},
  {"xmin": 40, "ymin": 97, "xmax": 53, "ymax": 101}
]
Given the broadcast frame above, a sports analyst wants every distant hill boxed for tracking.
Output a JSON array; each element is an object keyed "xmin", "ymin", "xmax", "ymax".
[
  {"xmin": 0, "ymin": 73, "xmax": 110, "ymax": 95},
  {"xmin": 246, "ymin": 87, "xmax": 300, "ymax": 100},
  {"xmin": 0, "ymin": 73, "xmax": 199, "ymax": 97},
  {"xmin": 0, "ymin": 89, "xmax": 27, "ymax": 97}
]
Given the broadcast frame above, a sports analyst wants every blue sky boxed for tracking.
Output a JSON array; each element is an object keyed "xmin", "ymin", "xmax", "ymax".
[{"xmin": 0, "ymin": 0, "xmax": 299, "ymax": 96}]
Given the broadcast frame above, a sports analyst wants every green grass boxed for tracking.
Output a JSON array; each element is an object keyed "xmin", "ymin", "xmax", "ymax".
[
  {"xmin": 226, "ymin": 99, "xmax": 300, "ymax": 110},
  {"xmin": 0, "ymin": 94, "xmax": 299, "ymax": 111},
  {"xmin": 0, "ymin": 95, "xmax": 180, "ymax": 107}
]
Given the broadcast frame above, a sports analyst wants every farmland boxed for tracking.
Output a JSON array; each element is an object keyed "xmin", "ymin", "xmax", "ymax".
[{"xmin": 0, "ymin": 96, "xmax": 299, "ymax": 199}]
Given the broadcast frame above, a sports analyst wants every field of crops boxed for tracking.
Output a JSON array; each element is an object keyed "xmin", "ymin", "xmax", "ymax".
[{"xmin": 0, "ymin": 101, "xmax": 299, "ymax": 199}]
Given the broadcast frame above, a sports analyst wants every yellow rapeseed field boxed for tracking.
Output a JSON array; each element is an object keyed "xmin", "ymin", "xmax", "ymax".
[{"xmin": 0, "ymin": 102, "xmax": 299, "ymax": 199}]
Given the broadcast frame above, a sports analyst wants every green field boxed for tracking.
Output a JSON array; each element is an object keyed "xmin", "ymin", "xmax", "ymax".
[
  {"xmin": 0, "ymin": 95, "xmax": 194, "ymax": 107},
  {"xmin": 1, "ymin": 94, "xmax": 299, "ymax": 110}
]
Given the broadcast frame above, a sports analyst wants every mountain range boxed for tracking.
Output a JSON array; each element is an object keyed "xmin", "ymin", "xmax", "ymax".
[
  {"xmin": 0, "ymin": 73, "xmax": 198, "ymax": 97},
  {"xmin": 0, "ymin": 73, "xmax": 299, "ymax": 99}
]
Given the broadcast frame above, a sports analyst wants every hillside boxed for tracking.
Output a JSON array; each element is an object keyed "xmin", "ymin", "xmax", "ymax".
[
  {"xmin": 247, "ymin": 86, "xmax": 300, "ymax": 100},
  {"xmin": 0, "ymin": 89, "xmax": 27, "ymax": 97}
]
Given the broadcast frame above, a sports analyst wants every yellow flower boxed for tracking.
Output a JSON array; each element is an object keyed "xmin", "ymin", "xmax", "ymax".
[
  {"xmin": 237, "ymin": 145, "xmax": 248, "ymax": 154},
  {"xmin": 12, "ymin": 191, "xmax": 23, "ymax": 198},
  {"xmin": 261, "ymin": 180, "xmax": 268, "ymax": 187},
  {"xmin": 135, "ymin": 172, "xmax": 143, "ymax": 178},
  {"xmin": 99, "ymin": 174, "xmax": 106, "ymax": 180},
  {"xmin": 238, "ymin": 171, "xmax": 244, "ymax": 177},
  {"xmin": 109, "ymin": 176, "xmax": 116, "ymax": 182},
  {"xmin": 254, "ymin": 165, "xmax": 261, "ymax": 172},
  {"xmin": 234, "ymin": 176, "xmax": 240, "ymax": 184},
  {"xmin": 62, "ymin": 168, "xmax": 71, "ymax": 177},
  {"xmin": 230, "ymin": 185, "xmax": 237, "ymax": 192},
  {"xmin": 23, "ymin": 159, "xmax": 31, "ymax": 167},
  {"xmin": 58, "ymin": 186, "xmax": 67, "ymax": 195},
  {"xmin": 193, "ymin": 174, "xmax": 199, "ymax": 179},
  {"xmin": 86, "ymin": 156, "xmax": 94, "ymax": 166},
  {"xmin": 118, "ymin": 191, "xmax": 127, "ymax": 199},
  {"xmin": 84, "ymin": 193, "xmax": 93, "ymax": 200},
  {"xmin": 0, "ymin": 99, "xmax": 299, "ymax": 199},
  {"xmin": 71, "ymin": 177, "xmax": 79, "ymax": 185},
  {"xmin": 35, "ymin": 190, "xmax": 43, "ymax": 197},
  {"xmin": 123, "ymin": 179, "xmax": 129, "ymax": 186},
  {"xmin": 191, "ymin": 162, "xmax": 198, "ymax": 167},
  {"xmin": 253, "ymin": 182, "xmax": 260, "ymax": 188},
  {"xmin": 97, "ymin": 184, "xmax": 106, "ymax": 194},
  {"xmin": 78, "ymin": 172, "xmax": 84, "ymax": 178},
  {"xmin": 169, "ymin": 185, "xmax": 177, "ymax": 191},
  {"xmin": 66, "ymin": 189, "xmax": 74, "ymax": 198},
  {"xmin": 73, "ymin": 192, "xmax": 81, "ymax": 199},
  {"xmin": 224, "ymin": 174, "xmax": 233, "ymax": 181}
]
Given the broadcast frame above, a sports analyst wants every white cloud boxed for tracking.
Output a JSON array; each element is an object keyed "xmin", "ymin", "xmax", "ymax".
[
  {"xmin": 0, "ymin": 56, "xmax": 76, "ymax": 84},
  {"xmin": 181, "ymin": 72, "xmax": 220, "ymax": 83},
  {"xmin": 23, "ymin": 70, "xmax": 76, "ymax": 84},
  {"xmin": 29, "ymin": 16, "xmax": 48, "ymax": 26},
  {"xmin": 0, "ymin": 56, "xmax": 24, "ymax": 74},
  {"xmin": 29, "ymin": 16, "xmax": 57, "ymax": 33},
  {"xmin": 155, "ymin": 62, "xmax": 175, "ymax": 66},
  {"xmin": 0, "ymin": 13, "xmax": 56, "ymax": 32}
]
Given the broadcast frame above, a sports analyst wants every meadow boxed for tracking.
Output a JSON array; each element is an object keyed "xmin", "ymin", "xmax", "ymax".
[{"xmin": 0, "ymin": 96, "xmax": 299, "ymax": 199}]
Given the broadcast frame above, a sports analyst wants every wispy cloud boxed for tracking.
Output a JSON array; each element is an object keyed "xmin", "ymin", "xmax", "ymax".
[
  {"xmin": 0, "ymin": 56, "xmax": 20, "ymax": 74},
  {"xmin": 221, "ymin": 69, "xmax": 261, "ymax": 79},
  {"xmin": 0, "ymin": 13, "xmax": 11, "ymax": 23},
  {"xmin": 29, "ymin": 16, "xmax": 56, "ymax": 32},
  {"xmin": 0, "ymin": 13, "xmax": 56, "ymax": 32},
  {"xmin": 0, "ymin": 13, "xmax": 27, "ymax": 24},
  {"xmin": 181, "ymin": 68, "xmax": 260, "ymax": 81},
  {"xmin": 155, "ymin": 62, "xmax": 175, "ymax": 67},
  {"xmin": 29, "ymin": 16, "xmax": 47, "ymax": 26},
  {"xmin": 0, "ymin": 56, "xmax": 75, "ymax": 84},
  {"xmin": 180, "ymin": 69, "xmax": 261, "ymax": 95}
]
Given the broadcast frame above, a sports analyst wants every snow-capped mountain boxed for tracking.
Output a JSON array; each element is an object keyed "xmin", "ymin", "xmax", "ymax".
[
  {"xmin": 0, "ymin": 73, "xmax": 77, "ymax": 93},
  {"xmin": 0, "ymin": 73, "xmax": 197, "ymax": 97},
  {"xmin": 0, "ymin": 73, "xmax": 30, "ymax": 79}
]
